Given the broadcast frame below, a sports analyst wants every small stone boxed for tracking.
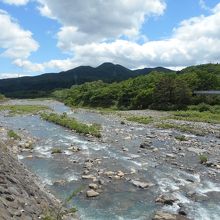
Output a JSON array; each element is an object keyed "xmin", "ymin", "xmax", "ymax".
[
  {"xmin": 98, "ymin": 179, "xmax": 104, "ymax": 185},
  {"xmin": 153, "ymin": 211, "xmax": 176, "ymax": 220},
  {"xmin": 104, "ymin": 171, "xmax": 115, "ymax": 176},
  {"xmin": 166, "ymin": 153, "xmax": 176, "ymax": 159},
  {"xmin": 5, "ymin": 195, "xmax": 15, "ymax": 202},
  {"xmin": 130, "ymin": 168, "xmax": 136, "ymax": 174},
  {"xmin": 131, "ymin": 180, "xmax": 154, "ymax": 189},
  {"xmin": 83, "ymin": 170, "xmax": 90, "ymax": 175},
  {"xmin": 89, "ymin": 183, "xmax": 98, "ymax": 190},
  {"xmin": 86, "ymin": 190, "xmax": 99, "ymax": 197},
  {"xmin": 117, "ymin": 171, "xmax": 124, "ymax": 177},
  {"xmin": 155, "ymin": 194, "xmax": 178, "ymax": 205},
  {"xmin": 122, "ymin": 147, "xmax": 128, "ymax": 152},
  {"xmin": 82, "ymin": 175, "xmax": 96, "ymax": 180},
  {"xmin": 140, "ymin": 141, "xmax": 152, "ymax": 149},
  {"xmin": 179, "ymin": 208, "xmax": 187, "ymax": 216}
]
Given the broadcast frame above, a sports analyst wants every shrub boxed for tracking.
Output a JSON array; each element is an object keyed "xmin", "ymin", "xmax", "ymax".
[
  {"xmin": 199, "ymin": 154, "xmax": 208, "ymax": 164},
  {"xmin": 175, "ymin": 135, "xmax": 187, "ymax": 141},
  {"xmin": 7, "ymin": 130, "xmax": 21, "ymax": 140}
]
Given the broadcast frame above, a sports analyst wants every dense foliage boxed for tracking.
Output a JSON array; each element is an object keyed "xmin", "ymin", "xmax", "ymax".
[{"xmin": 53, "ymin": 64, "xmax": 220, "ymax": 110}]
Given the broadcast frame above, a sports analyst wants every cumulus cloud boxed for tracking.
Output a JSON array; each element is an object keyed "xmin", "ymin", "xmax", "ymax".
[
  {"xmin": 37, "ymin": 0, "xmax": 166, "ymax": 47},
  {"xmin": 13, "ymin": 58, "xmax": 75, "ymax": 72},
  {"xmin": 1, "ymin": 0, "xmax": 29, "ymax": 5},
  {"xmin": 0, "ymin": 10, "xmax": 39, "ymax": 59}
]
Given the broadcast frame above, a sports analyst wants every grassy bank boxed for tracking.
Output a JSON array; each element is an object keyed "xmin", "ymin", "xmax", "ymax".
[
  {"xmin": 156, "ymin": 122, "xmax": 205, "ymax": 136},
  {"xmin": 170, "ymin": 105, "xmax": 220, "ymax": 124},
  {"xmin": 126, "ymin": 116, "xmax": 153, "ymax": 124},
  {"xmin": 41, "ymin": 112, "xmax": 101, "ymax": 138},
  {"xmin": 0, "ymin": 105, "xmax": 49, "ymax": 115},
  {"xmin": 172, "ymin": 110, "xmax": 220, "ymax": 124}
]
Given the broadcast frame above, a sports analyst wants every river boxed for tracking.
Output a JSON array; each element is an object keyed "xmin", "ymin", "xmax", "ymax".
[{"xmin": 0, "ymin": 99, "xmax": 220, "ymax": 220}]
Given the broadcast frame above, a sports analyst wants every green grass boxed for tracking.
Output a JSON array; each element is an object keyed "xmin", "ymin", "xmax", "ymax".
[
  {"xmin": 175, "ymin": 135, "xmax": 187, "ymax": 141},
  {"xmin": 156, "ymin": 122, "xmax": 205, "ymax": 136},
  {"xmin": 0, "ymin": 105, "xmax": 49, "ymax": 115},
  {"xmin": 169, "ymin": 105, "xmax": 220, "ymax": 124},
  {"xmin": 7, "ymin": 130, "xmax": 21, "ymax": 140},
  {"xmin": 171, "ymin": 110, "xmax": 220, "ymax": 124},
  {"xmin": 126, "ymin": 116, "xmax": 153, "ymax": 124},
  {"xmin": 41, "ymin": 112, "xmax": 101, "ymax": 138},
  {"xmin": 199, "ymin": 154, "xmax": 208, "ymax": 164}
]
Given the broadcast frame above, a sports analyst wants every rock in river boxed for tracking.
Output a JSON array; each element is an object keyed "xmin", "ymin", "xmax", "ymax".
[
  {"xmin": 89, "ymin": 183, "xmax": 98, "ymax": 190},
  {"xmin": 130, "ymin": 180, "xmax": 154, "ymax": 189},
  {"xmin": 153, "ymin": 211, "xmax": 190, "ymax": 220},
  {"xmin": 86, "ymin": 190, "xmax": 99, "ymax": 197},
  {"xmin": 155, "ymin": 194, "xmax": 178, "ymax": 205},
  {"xmin": 140, "ymin": 141, "xmax": 152, "ymax": 149}
]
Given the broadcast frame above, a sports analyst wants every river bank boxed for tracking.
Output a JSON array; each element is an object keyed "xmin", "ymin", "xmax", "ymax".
[{"xmin": 0, "ymin": 126, "xmax": 78, "ymax": 220}]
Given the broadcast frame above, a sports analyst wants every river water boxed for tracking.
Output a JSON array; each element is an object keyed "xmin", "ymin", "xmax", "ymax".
[{"xmin": 0, "ymin": 100, "xmax": 220, "ymax": 220}]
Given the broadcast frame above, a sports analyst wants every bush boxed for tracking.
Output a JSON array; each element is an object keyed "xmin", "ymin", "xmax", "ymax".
[
  {"xmin": 189, "ymin": 103, "xmax": 211, "ymax": 112},
  {"xmin": 199, "ymin": 154, "xmax": 208, "ymax": 164},
  {"xmin": 7, "ymin": 130, "xmax": 21, "ymax": 140},
  {"xmin": 175, "ymin": 135, "xmax": 187, "ymax": 141}
]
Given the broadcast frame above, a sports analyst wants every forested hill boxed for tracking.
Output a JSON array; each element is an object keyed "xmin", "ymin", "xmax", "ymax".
[{"xmin": 0, "ymin": 62, "xmax": 172, "ymax": 98}]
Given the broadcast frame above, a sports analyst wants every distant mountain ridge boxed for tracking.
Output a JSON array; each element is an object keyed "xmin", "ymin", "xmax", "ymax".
[{"xmin": 0, "ymin": 62, "xmax": 172, "ymax": 98}]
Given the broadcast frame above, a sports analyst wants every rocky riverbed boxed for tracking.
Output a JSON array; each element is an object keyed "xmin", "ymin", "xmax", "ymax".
[{"xmin": 0, "ymin": 99, "xmax": 220, "ymax": 220}]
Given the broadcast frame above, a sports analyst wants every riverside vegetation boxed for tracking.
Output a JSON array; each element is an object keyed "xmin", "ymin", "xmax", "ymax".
[
  {"xmin": 0, "ymin": 104, "xmax": 49, "ymax": 115},
  {"xmin": 41, "ymin": 112, "xmax": 101, "ymax": 138}
]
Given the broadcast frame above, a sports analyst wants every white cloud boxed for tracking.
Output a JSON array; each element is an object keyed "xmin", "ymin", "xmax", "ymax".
[
  {"xmin": 1, "ymin": 0, "xmax": 29, "ymax": 5},
  {"xmin": 0, "ymin": 72, "xmax": 29, "ymax": 79},
  {"xmin": 0, "ymin": 10, "xmax": 39, "ymax": 59},
  {"xmin": 13, "ymin": 58, "xmax": 75, "ymax": 72},
  {"xmin": 13, "ymin": 59, "xmax": 44, "ymax": 72},
  {"xmin": 37, "ymin": 0, "xmax": 166, "ymax": 48}
]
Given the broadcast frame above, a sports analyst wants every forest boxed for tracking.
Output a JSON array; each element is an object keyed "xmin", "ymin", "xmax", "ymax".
[{"xmin": 52, "ymin": 64, "xmax": 220, "ymax": 110}]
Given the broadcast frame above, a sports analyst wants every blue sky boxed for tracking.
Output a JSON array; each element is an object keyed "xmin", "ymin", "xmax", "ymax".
[{"xmin": 0, "ymin": 0, "xmax": 220, "ymax": 78}]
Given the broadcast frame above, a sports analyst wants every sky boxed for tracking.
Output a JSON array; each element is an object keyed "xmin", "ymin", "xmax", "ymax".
[{"xmin": 0, "ymin": 0, "xmax": 220, "ymax": 78}]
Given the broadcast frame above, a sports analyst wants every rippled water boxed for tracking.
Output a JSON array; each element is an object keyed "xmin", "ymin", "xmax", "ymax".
[{"xmin": 0, "ymin": 100, "xmax": 220, "ymax": 220}]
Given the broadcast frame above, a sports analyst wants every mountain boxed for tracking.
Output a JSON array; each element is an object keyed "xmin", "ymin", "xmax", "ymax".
[{"xmin": 0, "ymin": 62, "xmax": 172, "ymax": 98}]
